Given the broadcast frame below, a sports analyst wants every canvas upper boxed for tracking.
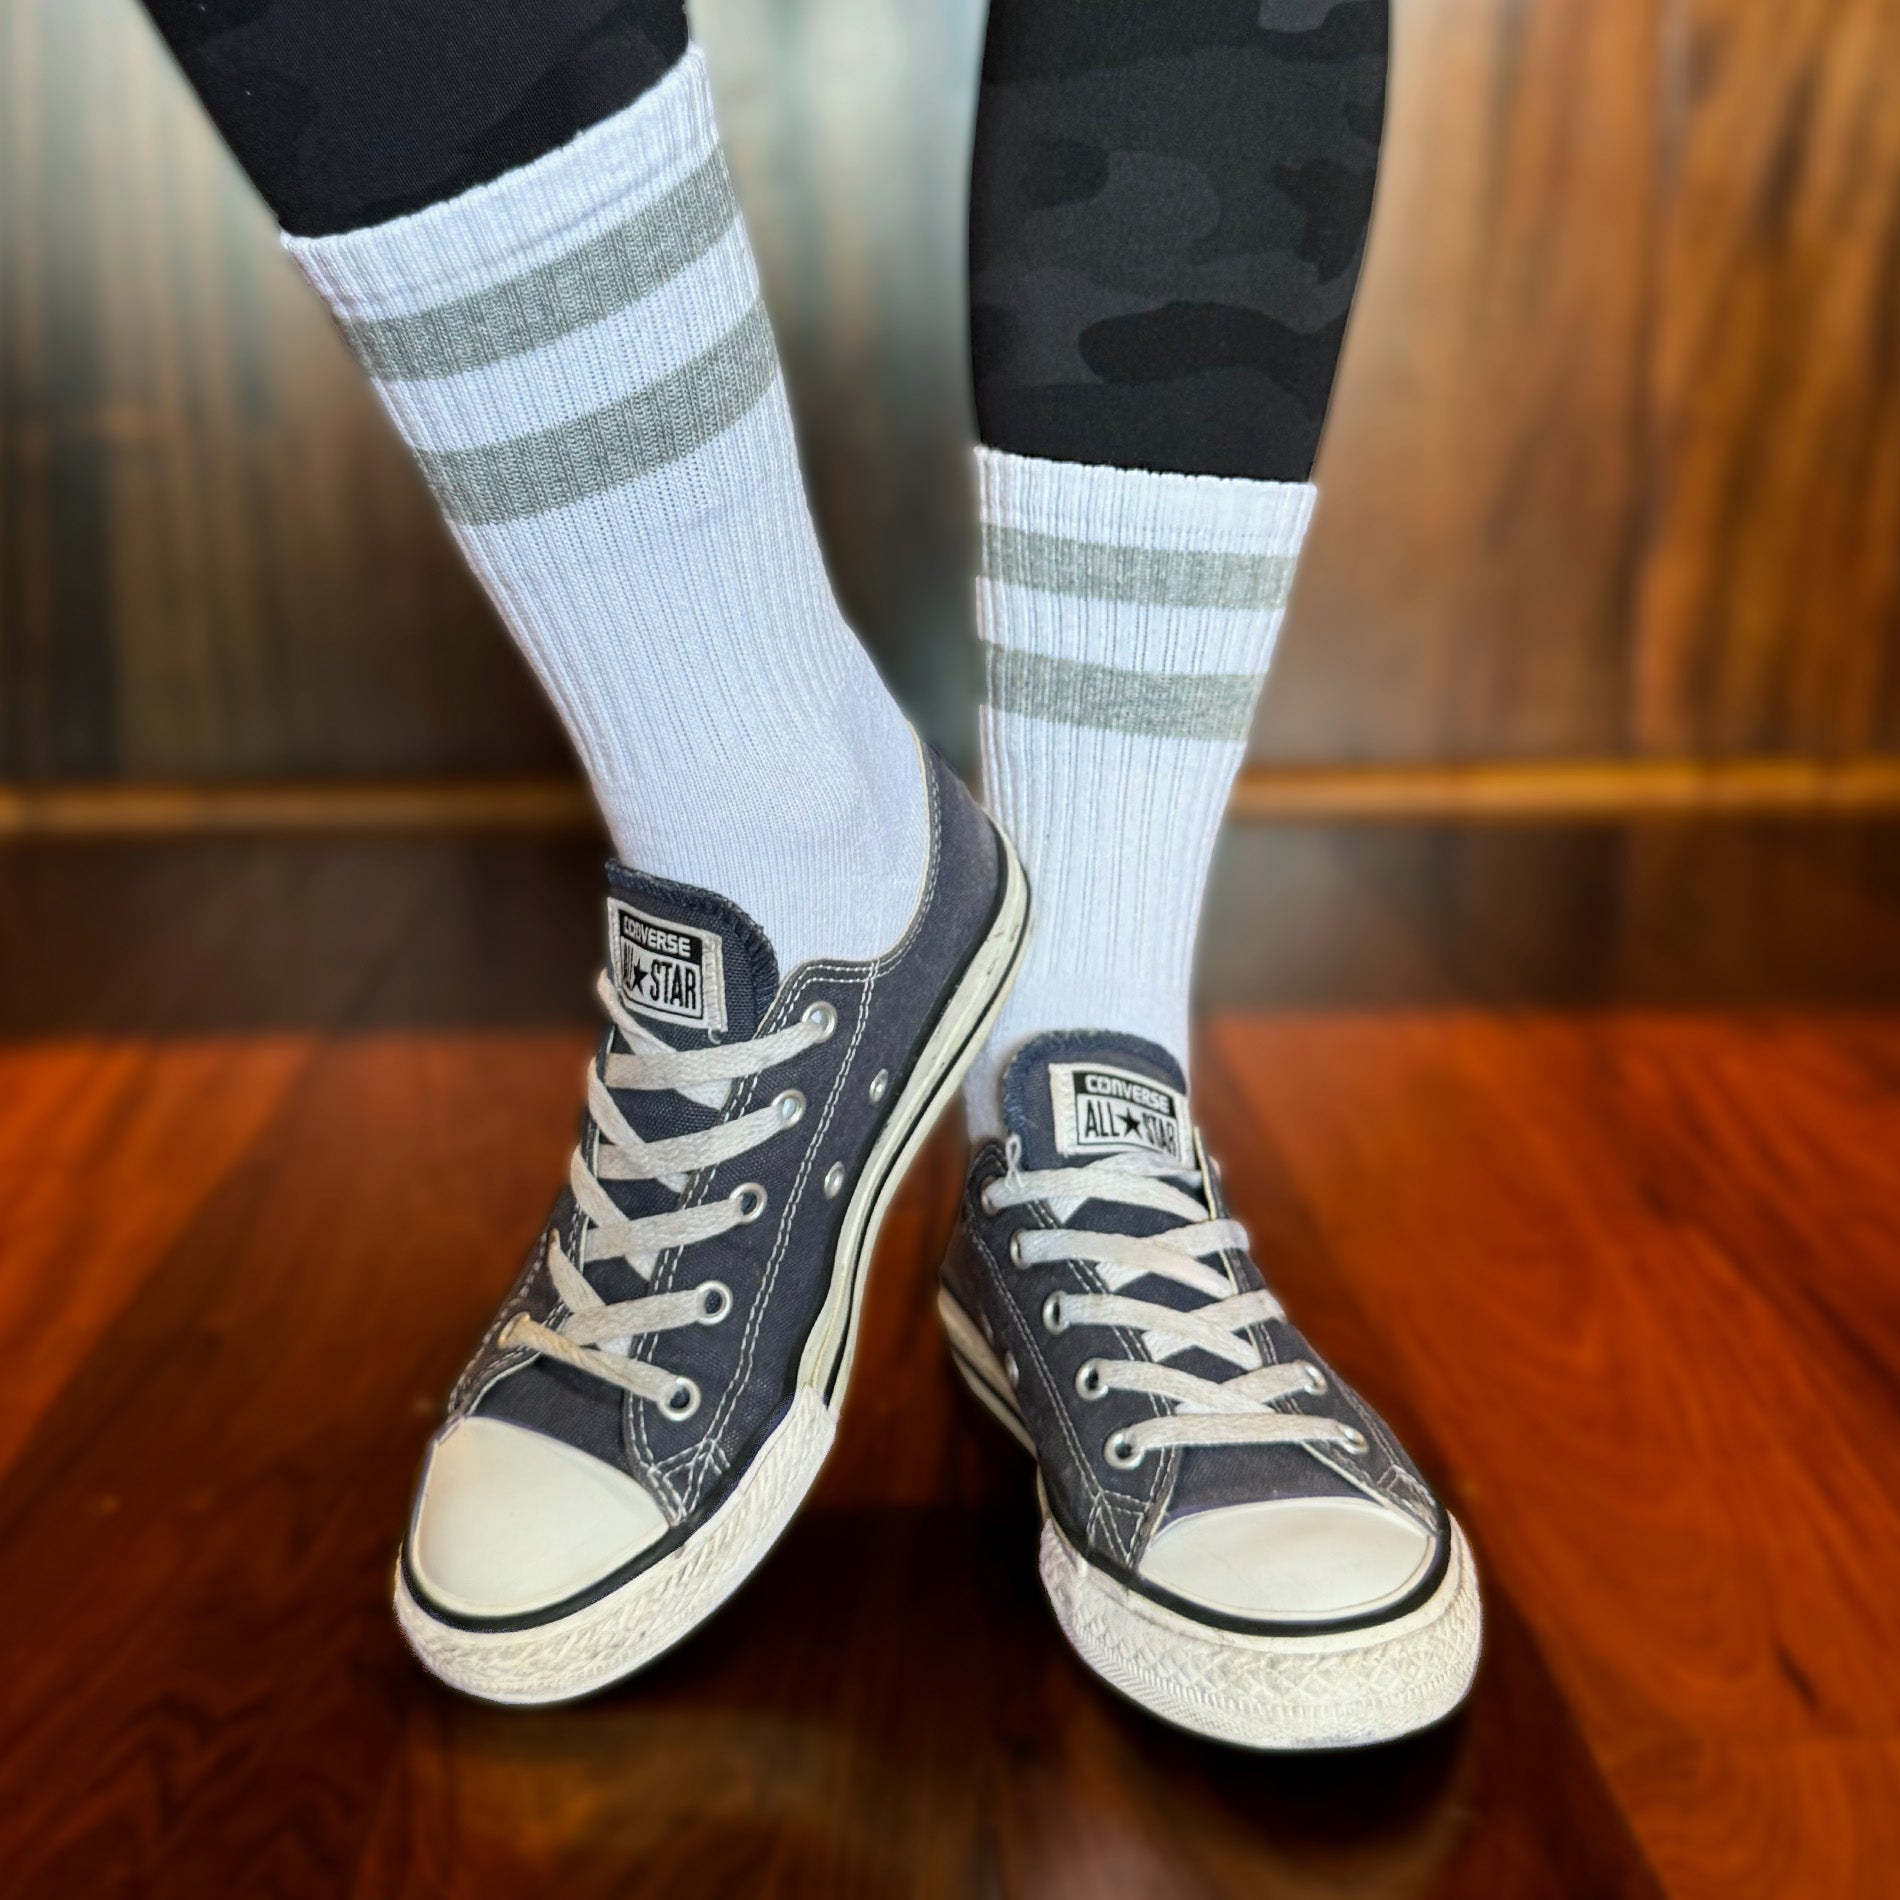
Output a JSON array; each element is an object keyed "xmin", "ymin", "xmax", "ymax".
[
  {"xmin": 941, "ymin": 1030, "xmax": 1450, "ymax": 1631},
  {"xmin": 405, "ymin": 747, "xmax": 1011, "ymax": 1629}
]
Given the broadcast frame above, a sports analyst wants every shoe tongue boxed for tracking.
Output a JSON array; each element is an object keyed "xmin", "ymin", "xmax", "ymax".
[
  {"xmin": 1002, "ymin": 1031, "xmax": 1195, "ymax": 1175},
  {"xmin": 601, "ymin": 862, "xmax": 780, "ymax": 1051}
]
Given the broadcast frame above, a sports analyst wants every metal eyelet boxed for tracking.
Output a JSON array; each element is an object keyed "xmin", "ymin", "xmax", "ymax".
[
  {"xmin": 695, "ymin": 1281, "xmax": 733, "ymax": 1325},
  {"xmin": 1337, "ymin": 1425, "xmax": 1368, "ymax": 1455},
  {"xmin": 1300, "ymin": 1361, "xmax": 1329, "ymax": 1396},
  {"xmin": 822, "ymin": 1161, "xmax": 847, "ymax": 1198},
  {"xmin": 868, "ymin": 1068, "xmax": 889, "ymax": 1104},
  {"xmin": 1104, "ymin": 1430, "xmax": 1143, "ymax": 1469},
  {"xmin": 1008, "ymin": 1231, "xmax": 1027, "ymax": 1268},
  {"xmin": 730, "ymin": 1182, "xmax": 768, "ymax": 1223},
  {"xmin": 979, "ymin": 1183, "xmax": 998, "ymax": 1217},
  {"xmin": 804, "ymin": 1000, "xmax": 838, "ymax": 1039},
  {"xmin": 1074, "ymin": 1360, "xmax": 1107, "ymax": 1401},
  {"xmin": 663, "ymin": 1376, "xmax": 701, "ymax": 1420},
  {"xmin": 773, "ymin": 1089, "xmax": 805, "ymax": 1128},
  {"xmin": 1041, "ymin": 1292, "xmax": 1068, "ymax": 1334},
  {"xmin": 1002, "ymin": 1351, "xmax": 1020, "ymax": 1390}
]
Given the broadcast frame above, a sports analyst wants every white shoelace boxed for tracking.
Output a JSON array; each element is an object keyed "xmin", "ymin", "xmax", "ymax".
[
  {"xmin": 500, "ymin": 973, "xmax": 834, "ymax": 1421},
  {"xmin": 983, "ymin": 1140, "xmax": 1368, "ymax": 1470}
]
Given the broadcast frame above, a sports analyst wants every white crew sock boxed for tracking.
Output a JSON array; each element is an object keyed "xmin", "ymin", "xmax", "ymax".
[
  {"xmin": 286, "ymin": 49, "xmax": 925, "ymax": 973},
  {"xmin": 963, "ymin": 446, "xmax": 1315, "ymax": 1135}
]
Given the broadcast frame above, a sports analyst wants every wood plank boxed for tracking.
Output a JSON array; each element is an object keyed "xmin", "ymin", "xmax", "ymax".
[
  {"xmin": 0, "ymin": 822, "xmax": 1662, "ymax": 1893},
  {"xmin": 0, "ymin": 1036, "xmax": 310, "ymax": 1483},
  {"xmin": 1259, "ymin": 0, "xmax": 1662, "ymax": 764},
  {"xmin": 0, "ymin": 0, "xmax": 568, "ymax": 782},
  {"xmin": 1634, "ymin": 0, "xmax": 1900, "ymax": 754},
  {"xmin": 0, "ymin": 1020, "xmax": 1652, "ymax": 1896},
  {"xmin": 1197, "ymin": 1011, "xmax": 1900, "ymax": 1897},
  {"xmin": 0, "ymin": 1032, "xmax": 587, "ymax": 1893}
]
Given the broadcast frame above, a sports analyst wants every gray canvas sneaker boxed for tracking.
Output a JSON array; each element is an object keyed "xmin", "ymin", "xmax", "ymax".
[
  {"xmin": 940, "ymin": 1030, "xmax": 1482, "ymax": 1749},
  {"xmin": 397, "ymin": 745, "xmax": 1026, "ymax": 1703}
]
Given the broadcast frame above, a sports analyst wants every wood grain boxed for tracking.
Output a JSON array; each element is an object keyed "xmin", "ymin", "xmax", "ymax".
[
  {"xmin": 1633, "ymin": 0, "xmax": 1900, "ymax": 754},
  {"xmin": 0, "ymin": 829, "xmax": 1723, "ymax": 1897},
  {"xmin": 0, "ymin": 0, "xmax": 567, "ymax": 782},
  {"xmin": 1197, "ymin": 1009, "xmax": 1900, "ymax": 1899},
  {"xmin": 1265, "ymin": 0, "xmax": 1662, "ymax": 763},
  {"xmin": 8, "ymin": 756, "xmax": 1900, "ymax": 841},
  {"xmin": 6, "ymin": 0, "xmax": 1900, "ymax": 782}
]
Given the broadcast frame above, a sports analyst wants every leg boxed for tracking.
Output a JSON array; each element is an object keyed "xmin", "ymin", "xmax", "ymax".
[
  {"xmin": 964, "ymin": 0, "xmax": 1384, "ymax": 1103},
  {"xmin": 135, "ymin": 1, "xmax": 1029, "ymax": 1700},
  {"xmin": 948, "ymin": 0, "xmax": 1484, "ymax": 1749},
  {"xmin": 142, "ymin": 0, "xmax": 920, "ymax": 974}
]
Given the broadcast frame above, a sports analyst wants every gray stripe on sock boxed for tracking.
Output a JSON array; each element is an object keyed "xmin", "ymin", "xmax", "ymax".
[
  {"xmin": 981, "ymin": 524, "xmax": 1295, "ymax": 612},
  {"xmin": 980, "ymin": 642, "xmax": 1261, "ymax": 741},
  {"xmin": 416, "ymin": 299, "xmax": 778, "ymax": 525},
  {"xmin": 341, "ymin": 148, "xmax": 740, "ymax": 384}
]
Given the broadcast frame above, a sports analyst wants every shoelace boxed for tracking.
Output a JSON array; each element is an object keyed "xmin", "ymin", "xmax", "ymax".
[
  {"xmin": 982, "ymin": 1138, "xmax": 1368, "ymax": 1470},
  {"xmin": 500, "ymin": 973, "xmax": 835, "ymax": 1421}
]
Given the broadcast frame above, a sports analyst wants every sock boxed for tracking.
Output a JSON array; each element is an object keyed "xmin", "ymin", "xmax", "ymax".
[
  {"xmin": 285, "ymin": 48, "xmax": 926, "ymax": 972},
  {"xmin": 962, "ymin": 446, "xmax": 1314, "ymax": 1134}
]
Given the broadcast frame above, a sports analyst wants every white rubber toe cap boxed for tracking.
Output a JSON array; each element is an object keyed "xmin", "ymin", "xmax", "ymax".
[
  {"xmin": 1137, "ymin": 1496, "xmax": 1436, "ymax": 1624},
  {"xmin": 408, "ymin": 1415, "xmax": 669, "ymax": 1619}
]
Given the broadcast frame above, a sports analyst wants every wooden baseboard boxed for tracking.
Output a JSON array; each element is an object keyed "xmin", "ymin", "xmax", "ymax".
[
  {"xmin": 2, "ymin": 758, "xmax": 1899, "ymax": 839},
  {"xmin": 1226, "ymin": 756, "xmax": 1900, "ymax": 821}
]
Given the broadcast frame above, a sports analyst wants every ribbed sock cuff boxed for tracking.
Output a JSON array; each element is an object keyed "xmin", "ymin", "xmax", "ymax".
[{"xmin": 965, "ymin": 447, "xmax": 1316, "ymax": 1134}]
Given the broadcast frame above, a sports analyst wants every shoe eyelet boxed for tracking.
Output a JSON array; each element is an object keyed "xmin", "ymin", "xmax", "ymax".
[
  {"xmin": 663, "ymin": 1376, "xmax": 701, "ymax": 1420},
  {"xmin": 774, "ymin": 1088, "xmax": 805, "ymax": 1128},
  {"xmin": 1008, "ymin": 1231, "xmax": 1027, "ymax": 1268},
  {"xmin": 1074, "ymin": 1360, "xmax": 1107, "ymax": 1401},
  {"xmin": 979, "ymin": 1183, "xmax": 998, "ymax": 1216},
  {"xmin": 1002, "ymin": 1351, "xmax": 1020, "ymax": 1390},
  {"xmin": 730, "ymin": 1182, "xmax": 768, "ymax": 1223},
  {"xmin": 1041, "ymin": 1292, "xmax": 1068, "ymax": 1334},
  {"xmin": 804, "ymin": 1000, "xmax": 837, "ymax": 1039},
  {"xmin": 868, "ymin": 1068, "xmax": 889, "ymax": 1104},
  {"xmin": 1300, "ymin": 1361, "xmax": 1328, "ymax": 1396},
  {"xmin": 1104, "ymin": 1430, "xmax": 1143, "ymax": 1470},
  {"xmin": 1337, "ymin": 1425, "xmax": 1368, "ymax": 1455},
  {"xmin": 822, "ymin": 1161, "xmax": 846, "ymax": 1199},
  {"xmin": 696, "ymin": 1281, "xmax": 732, "ymax": 1325}
]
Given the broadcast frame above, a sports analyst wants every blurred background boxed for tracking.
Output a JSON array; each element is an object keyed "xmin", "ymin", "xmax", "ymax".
[
  {"xmin": 6, "ymin": 0, "xmax": 1897, "ymax": 1006},
  {"xmin": 4, "ymin": 3, "xmax": 1900, "ymax": 1895}
]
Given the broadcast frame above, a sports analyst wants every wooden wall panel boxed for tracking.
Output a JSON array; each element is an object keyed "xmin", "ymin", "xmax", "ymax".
[
  {"xmin": 4, "ymin": 0, "xmax": 1900, "ymax": 785},
  {"xmin": 1267, "ymin": 0, "xmax": 1900, "ymax": 766},
  {"xmin": 1632, "ymin": 0, "xmax": 1900, "ymax": 755},
  {"xmin": 1261, "ymin": 0, "xmax": 1663, "ymax": 763},
  {"xmin": 0, "ymin": 0, "xmax": 567, "ymax": 781}
]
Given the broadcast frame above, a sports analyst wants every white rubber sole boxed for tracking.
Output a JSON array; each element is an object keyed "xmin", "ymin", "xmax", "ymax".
[
  {"xmin": 395, "ymin": 832, "xmax": 1029, "ymax": 1705},
  {"xmin": 941, "ymin": 1289, "xmax": 1483, "ymax": 1750}
]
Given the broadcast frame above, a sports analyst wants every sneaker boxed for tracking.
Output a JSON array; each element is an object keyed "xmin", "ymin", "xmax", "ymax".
[
  {"xmin": 396, "ymin": 747, "xmax": 1027, "ymax": 1702},
  {"xmin": 940, "ymin": 1031, "xmax": 1482, "ymax": 1748}
]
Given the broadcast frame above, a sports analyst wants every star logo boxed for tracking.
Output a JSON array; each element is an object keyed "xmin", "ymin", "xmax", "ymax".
[
  {"xmin": 1117, "ymin": 1108, "xmax": 1143, "ymax": 1137},
  {"xmin": 627, "ymin": 955, "xmax": 650, "ymax": 996}
]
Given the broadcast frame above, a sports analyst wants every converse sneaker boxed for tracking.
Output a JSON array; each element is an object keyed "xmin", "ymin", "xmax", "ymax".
[
  {"xmin": 940, "ymin": 1031, "xmax": 1482, "ymax": 1749},
  {"xmin": 397, "ymin": 747, "xmax": 1027, "ymax": 1702}
]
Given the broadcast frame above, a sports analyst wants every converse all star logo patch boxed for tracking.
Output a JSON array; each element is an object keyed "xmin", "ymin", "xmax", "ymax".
[
  {"xmin": 607, "ymin": 900, "xmax": 727, "ymax": 1033},
  {"xmin": 1049, "ymin": 1063, "xmax": 1192, "ymax": 1165}
]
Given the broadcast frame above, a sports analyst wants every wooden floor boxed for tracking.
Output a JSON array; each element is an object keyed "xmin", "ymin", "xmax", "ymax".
[{"xmin": 2, "ymin": 831, "xmax": 1897, "ymax": 1897}]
